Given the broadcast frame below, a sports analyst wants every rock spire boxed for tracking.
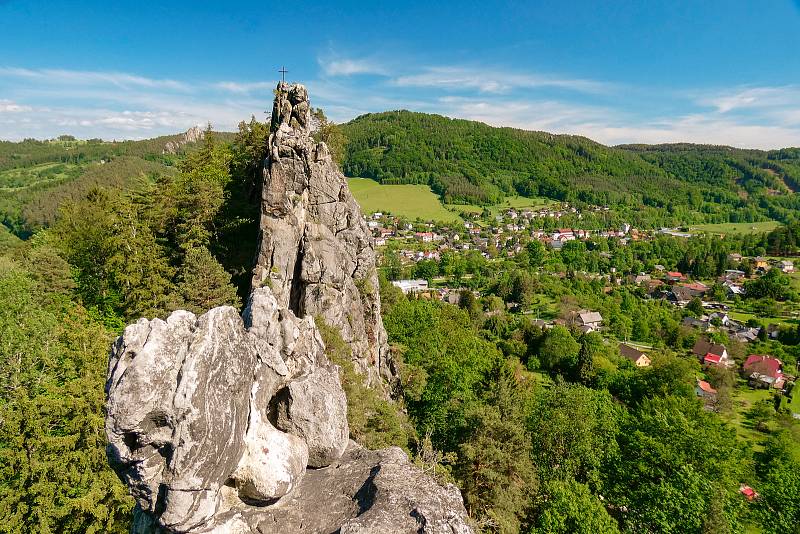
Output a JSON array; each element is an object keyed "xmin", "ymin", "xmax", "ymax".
[{"xmin": 104, "ymin": 83, "xmax": 473, "ymax": 533}]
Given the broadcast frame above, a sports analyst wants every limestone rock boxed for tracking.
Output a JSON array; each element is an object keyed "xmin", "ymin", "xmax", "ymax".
[{"xmin": 254, "ymin": 82, "xmax": 394, "ymax": 391}]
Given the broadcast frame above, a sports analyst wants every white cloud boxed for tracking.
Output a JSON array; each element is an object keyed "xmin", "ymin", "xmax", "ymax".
[
  {"xmin": 214, "ymin": 80, "xmax": 276, "ymax": 94},
  {"xmin": 699, "ymin": 86, "xmax": 800, "ymax": 114},
  {"xmin": 393, "ymin": 66, "xmax": 611, "ymax": 94},
  {"xmin": 319, "ymin": 58, "xmax": 387, "ymax": 77},
  {"xmin": 0, "ymin": 99, "xmax": 31, "ymax": 112},
  {"xmin": 0, "ymin": 66, "xmax": 189, "ymax": 91}
]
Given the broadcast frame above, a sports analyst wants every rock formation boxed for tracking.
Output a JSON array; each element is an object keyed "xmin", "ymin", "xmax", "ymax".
[
  {"xmin": 252, "ymin": 82, "xmax": 393, "ymax": 389},
  {"xmin": 163, "ymin": 125, "xmax": 205, "ymax": 155},
  {"xmin": 105, "ymin": 83, "xmax": 473, "ymax": 533}
]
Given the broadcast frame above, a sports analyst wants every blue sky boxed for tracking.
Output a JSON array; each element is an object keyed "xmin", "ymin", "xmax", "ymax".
[{"xmin": 1, "ymin": 0, "xmax": 799, "ymax": 148}]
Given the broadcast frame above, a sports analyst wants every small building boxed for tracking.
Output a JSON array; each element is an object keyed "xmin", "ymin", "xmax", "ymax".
[
  {"xmin": 754, "ymin": 257, "xmax": 769, "ymax": 270},
  {"xmin": 739, "ymin": 485, "xmax": 759, "ymax": 501},
  {"xmin": 619, "ymin": 343, "xmax": 651, "ymax": 367},
  {"xmin": 576, "ymin": 310, "xmax": 603, "ymax": 331},
  {"xmin": 777, "ymin": 259, "xmax": 794, "ymax": 273},
  {"xmin": 391, "ymin": 279, "xmax": 429, "ymax": 294},
  {"xmin": 695, "ymin": 379, "xmax": 717, "ymax": 401},
  {"xmin": 666, "ymin": 271, "xmax": 686, "ymax": 283},
  {"xmin": 743, "ymin": 354, "xmax": 782, "ymax": 383},
  {"xmin": 669, "ymin": 286, "xmax": 695, "ymax": 306},
  {"xmin": 414, "ymin": 232, "xmax": 435, "ymax": 243},
  {"xmin": 692, "ymin": 338, "xmax": 729, "ymax": 361}
]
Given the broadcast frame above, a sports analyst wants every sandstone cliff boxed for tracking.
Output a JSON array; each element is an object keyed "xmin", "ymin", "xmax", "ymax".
[
  {"xmin": 252, "ymin": 82, "xmax": 392, "ymax": 390},
  {"xmin": 105, "ymin": 83, "xmax": 472, "ymax": 533}
]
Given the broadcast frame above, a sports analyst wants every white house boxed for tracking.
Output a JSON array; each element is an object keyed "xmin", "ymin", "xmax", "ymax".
[{"xmin": 392, "ymin": 279, "xmax": 429, "ymax": 294}]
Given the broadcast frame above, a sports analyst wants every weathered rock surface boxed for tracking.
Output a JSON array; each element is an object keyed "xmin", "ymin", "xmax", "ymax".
[
  {"xmin": 106, "ymin": 83, "xmax": 473, "ymax": 533},
  {"xmin": 163, "ymin": 125, "xmax": 205, "ymax": 154},
  {"xmin": 253, "ymin": 82, "xmax": 393, "ymax": 390},
  {"xmin": 107, "ymin": 287, "xmax": 472, "ymax": 533}
]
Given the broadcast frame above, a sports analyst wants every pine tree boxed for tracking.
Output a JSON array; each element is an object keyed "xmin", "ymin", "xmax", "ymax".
[{"xmin": 176, "ymin": 246, "xmax": 240, "ymax": 314}]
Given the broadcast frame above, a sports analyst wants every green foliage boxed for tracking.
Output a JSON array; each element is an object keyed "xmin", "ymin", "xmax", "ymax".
[
  {"xmin": 531, "ymin": 479, "xmax": 619, "ymax": 534},
  {"xmin": 176, "ymin": 246, "xmax": 240, "ymax": 314},
  {"xmin": 0, "ymin": 264, "xmax": 132, "ymax": 533},
  {"xmin": 456, "ymin": 363, "xmax": 538, "ymax": 533},
  {"xmin": 383, "ymin": 298, "xmax": 503, "ymax": 451},
  {"xmin": 340, "ymin": 110, "xmax": 800, "ymax": 225},
  {"xmin": 607, "ymin": 395, "xmax": 744, "ymax": 533},
  {"xmin": 536, "ymin": 326, "xmax": 580, "ymax": 374},
  {"xmin": 529, "ymin": 384, "xmax": 620, "ymax": 488},
  {"xmin": 316, "ymin": 319, "xmax": 416, "ymax": 451}
]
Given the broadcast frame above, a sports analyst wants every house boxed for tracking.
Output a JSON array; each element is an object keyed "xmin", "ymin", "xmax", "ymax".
[
  {"xmin": 682, "ymin": 316, "xmax": 710, "ymax": 331},
  {"xmin": 630, "ymin": 273, "xmax": 651, "ymax": 285},
  {"xmin": 692, "ymin": 338, "xmax": 729, "ymax": 361},
  {"xmin": 754, "ymin": 257, "xmax": 769, "ymax": 270},
  {"xmin": 743, "ymin": 355, "xmax": 782, "ymax": 384},
  {"xmin": 723, "ymin": 269, "xmax": 745, "ymax": 280},
  {"xmin": 733, "ymin": 327, "xmax": 761, "ymax": 343},
  {"xmin": 669, "ymin": 286, "xmax": 695, "ymax": 306},
  {"xmin": 695, "ymin": 379, "xmax": 717, "ymax": 401},
  {"xmin": 739, "ymin": 485, "xmax": 759, "ymax": 501},
  {"xmin": 728, "ymin": 253, "xmax": 743, "ymax": 263},
  {"xmin": 777, "ymin": 259, "xmax": 794, "ymax": 273},
  {"xmin": 681, "ymin": 282, "xmax": 709, "ymax": 296},
  {"xmin": 576, "ymin": 310, "xmax": 603, "ymax": 331},
  {"xmin": 619, "ymin": 343, "xmax": 651, "ymax": 367},
  {"xmin": 666, "ymin": 271, "xmax": 686, "ymax": 283},
  {"xmin": 723, "ymin": 281, "xmax": 745, "ymax": 297},
  {"xmin": 391, "ymin": 279, "xmax": 429, "ymax": 294},
  {"xmin": 414, "ymin": 232, "xmax": 435, "ymax": 243}
]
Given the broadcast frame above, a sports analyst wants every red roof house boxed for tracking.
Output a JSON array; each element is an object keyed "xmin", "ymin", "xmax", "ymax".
[
  {"xmin": 703, "ymin": 353, "xmax": 723, "ymax": 366},
  {"xmin": 743, "ymin": 355, "xmax": 782, "ymax": 379}
]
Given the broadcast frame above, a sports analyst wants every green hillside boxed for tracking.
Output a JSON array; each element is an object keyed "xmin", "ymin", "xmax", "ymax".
[
  {"xmin": 0, "ymin": 134, "xmax": 233, "ymax": 237},
  {"xmin": 339, "ymin": 111, "xmax": 800, "ymax": 226}
]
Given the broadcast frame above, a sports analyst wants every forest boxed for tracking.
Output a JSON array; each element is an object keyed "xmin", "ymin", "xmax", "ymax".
[
  {"xmin": 340, "ymin": 111, "xmax": 800, "ymax": 225},
  {"xmin": 0, "ymin": 117, "xmax": 798, "ymax": 533}
]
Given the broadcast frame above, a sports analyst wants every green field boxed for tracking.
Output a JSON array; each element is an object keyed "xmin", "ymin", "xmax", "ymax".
[
  {"xmin": 0, "ymin": 162, "xmax": 83, "ymax": 191},
  {"xmin": 348, "ymin": 178, "xmax": 556, "ymax": 223},
  {"xmin": 689, "ymin": 221, "xmax": 780, "ymax": 235},
  {"xmin": 347, "ymin": 178, "xmax": 462, "ymax": 222},
  {"xmin": 446, "ymin": 195, "xmax": 553, "ymax": 217}
]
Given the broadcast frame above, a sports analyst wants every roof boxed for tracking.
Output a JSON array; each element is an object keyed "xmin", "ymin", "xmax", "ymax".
[
  {"xmin": 671, "ymin": 286, "xmax": 696, "ymax": 301},
  {"xmin": 578, "ymin": 311, "xmax": 603, "ymax": 324},
  {"xmin": 704, "ymin": 353, "xmax": 722, "ymax": 365},
  {"xmin": 744, "ymin": 355, "xmax": 782, "ymax": 378},
  {"xmin": 693, "ymin": 338, "xmax": 727, "ymax": 358},
  {"xmin": 682, "ymin": 282, "xmax": 709, "ymax": 292},
  {"xmin": 696, "ymin": 379, "xmax": 717, "ymax": 394},
  {"xmin": 619, "ymin": 343, "xmax": 646, "ymax": 362},
  {"xmin": 667, "ymin": 271, "xmax": 684, "ymax": 278}
]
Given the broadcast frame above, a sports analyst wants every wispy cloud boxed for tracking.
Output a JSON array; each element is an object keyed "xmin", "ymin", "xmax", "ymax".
[
  {"xmin": 214, "ymin": 80, "xmax": 276, "ymax": 94},
  {"xmin": 0, "ymin": 99, "xmax": 31, "ymax": 112},
  {"xmin": 392, "ymin": 66, "xmax": 611, "ymax": 94},
  {"xmin": 701, "ymin": 86, "xmax": 800, "ymax": 113},
  {"xmin": 1, "ymin": 63, "xmax": 798, "ymax": 149},
  {"xmin": 0, "ymin": 66, "xmax": 189, "ymax": 91},
  {"xmin": 319, "ymin": 57, "xmax": 387, "ymax": 77}
]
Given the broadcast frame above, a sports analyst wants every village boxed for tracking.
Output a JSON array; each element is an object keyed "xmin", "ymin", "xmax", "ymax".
[{"xmin": 367, "ymin": 204, "xmax": 798, "ymax": 429}]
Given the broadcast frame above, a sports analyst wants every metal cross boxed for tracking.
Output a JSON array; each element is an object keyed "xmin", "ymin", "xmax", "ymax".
[{"xmin": 279, "ymin": 66, "xmax": 288, "ymax": 83}]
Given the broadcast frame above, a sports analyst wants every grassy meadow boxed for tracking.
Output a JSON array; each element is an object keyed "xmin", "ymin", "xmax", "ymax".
[
  {"xmin": 689, "ymin": 221, "xmax": 781, "ymax": 235},
  {"xmin": 347, "ymin": 178, "xmax": 463, "ymax": 222}
]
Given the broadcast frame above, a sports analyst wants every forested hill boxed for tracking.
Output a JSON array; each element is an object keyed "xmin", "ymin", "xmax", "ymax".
[
  {"xmin": 0, "ymin": 132, "xmax": 235, "ymax": 237},
  {"xmin": 339, "ymin": 111, "xmax": 800, "ymax": 224}
]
